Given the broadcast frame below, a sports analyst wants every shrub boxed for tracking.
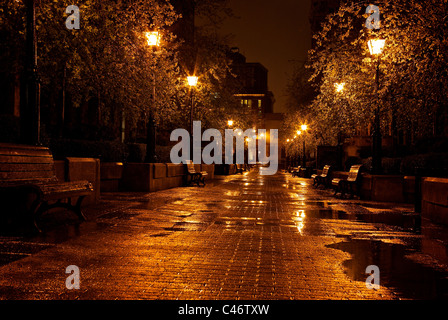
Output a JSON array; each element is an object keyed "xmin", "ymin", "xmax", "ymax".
[
  {"xmin": 156, "ymin": 145, "xmax": 173, "ymax": 163},
  {"xmin": 360, "ymin": 157, "xmax": 402, "ymax": 174},
  {"xmin": 0, "ymin": 115, "xmax": 20, "ymax": 143},
  {"xmin": 344, "ymin": 156, "xmax": 361, "ymax": 171},
  {"xmin": 400, "ymin": 153, "xmax": 448, "ymax": 175},
  {"xmin": 49, "ymin": 139, "xmax": 129, "ymax": 162},
  {"xmin": 127, "ymin": 143, "xmax": 146, "ymax": 163}
]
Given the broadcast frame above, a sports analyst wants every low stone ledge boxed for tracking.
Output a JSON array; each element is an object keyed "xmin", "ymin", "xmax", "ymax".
[
  {"xmin": 422, "ymin": 177, "xmax": 448, "ymax": 226},
  {"xmin": 166, "ymin": 163, "xmax": 185, "ymax": 177},
  {"xmin": 66, "ymin": 157, "xmax": 101, "ymax": 205},
  {"xmin": 100, "ymin": 162, "xmax": 124, "ymax": 192},
  {"xmin": 121, "ymin": 163, "xmax": 153, "ymax": 192}
]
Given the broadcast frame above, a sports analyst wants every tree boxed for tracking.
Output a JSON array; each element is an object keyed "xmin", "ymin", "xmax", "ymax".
[
  {"xmin": 1, "ymin": 0, "xmax": 183, "ymax": 141},
  {"xmin": 171, "ymin": 0, "xmax": 247, "ymax": 133},
  {"xmin": 306, "ymin": 0, "xmax": 448, "ymax": 146}
]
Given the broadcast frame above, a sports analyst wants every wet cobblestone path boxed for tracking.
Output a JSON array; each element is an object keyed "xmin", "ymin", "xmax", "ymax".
[{"xmin": 1, "ymin": 171, "xmax": 448, "ymax": 300}]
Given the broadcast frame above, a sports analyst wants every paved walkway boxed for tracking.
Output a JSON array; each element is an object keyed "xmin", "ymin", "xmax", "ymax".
[{"xmin": 1, "ymin": 171, "xmax": 447, "ymax": 300}]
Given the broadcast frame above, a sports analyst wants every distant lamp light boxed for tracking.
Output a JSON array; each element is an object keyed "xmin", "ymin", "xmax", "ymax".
[
  {"xmin": 335, "ymin": 82, "xmax": 345, "ymax": 93},
  {"xmin": 301, "ymin": 124, "xmax": 308, "ymax": 131},
  {"xmin": 287, "ymin": 139, "xmax": 290, "ymax": 142},
  {"xmin": 368, "ymin": 39, "xmax": 386, "ymax": 56},
  {"xmin": 187, "ymin": 76, "xmax": 198, "ymax": 87},
  {"xmin": 145, "ymin": 31, "xmax": 160, "ymax": 47},
  {"xmin": 296, "ymin": 130, "xmax": 302, "ymax": 135},
  {"xmin": 227, "ymin": 120, "xmax": 234, "ymax": 127}
]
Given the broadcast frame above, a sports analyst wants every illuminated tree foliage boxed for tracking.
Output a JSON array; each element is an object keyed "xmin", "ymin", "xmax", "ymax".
[
  {"xmin": 289, "ymin": 0, "xmax": 448, "ymax": 147},
  {"xmin": 1, "ymin": 0, "xmax": 240, "ymax": 142}
]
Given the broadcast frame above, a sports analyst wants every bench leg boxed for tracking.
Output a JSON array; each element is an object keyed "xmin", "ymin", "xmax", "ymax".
[
  {"xmin": 74, "ymin": 196, "xmax": 87, "ymax": 221},
  {"xmin": 30, "ymin": 198, "xmax": 43, "ymax": 233},
  {"xmin": 186, "ymin": 174, "xmax": 194, "ymax": 186},
  {"xmin": 340, "ymin": 182, "xmax": 347, "ymax": 198},
  {"xmin": 33, "ymin": 196, "xmax": 88, "ymax": 231},
  {"xmin": 333, "ymin": 185, "xmax": 339, "ymax": 196}
]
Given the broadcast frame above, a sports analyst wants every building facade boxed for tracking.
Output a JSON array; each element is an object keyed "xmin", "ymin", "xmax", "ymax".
[{"xmin": 228, "ymin": 48, "xmax": 275, "ymax": 131}]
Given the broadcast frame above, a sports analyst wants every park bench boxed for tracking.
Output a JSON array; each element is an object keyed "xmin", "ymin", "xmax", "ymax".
[
  {"xmin": 311, "ymin": 165, "xmax": 332, "ymax": 187},
  {"xmin": 291, "ymin": 166, "xmax": 301, "ymax": 177},
  {"xmin": 331, "ymin": 164, "xmax": 363, "ymax": 198},
  {"xmin": 0, "ymin": 143, "xmax": 94, "ymax": 233},
  {"xmin": 185, "ymin": 160, "xmax": 208, "ymax": 186}
]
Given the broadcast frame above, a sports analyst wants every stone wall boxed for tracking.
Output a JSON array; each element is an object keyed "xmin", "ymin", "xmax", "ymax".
[
  {"xmin": 422, "ymin": 177, "xmax": 448, "ymax": 226},
  {"xmin": 119, "ymin": 163, "xmax": 215, "ymax": 192},
  {"xmin": 53, "ymin": 157, "xmax": 101, "ymax": 205}
]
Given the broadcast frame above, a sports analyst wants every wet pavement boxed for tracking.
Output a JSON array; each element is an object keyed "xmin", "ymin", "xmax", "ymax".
[{"xmin": 1, "ymin": 170, "xmax": 448, "ymax": 300}]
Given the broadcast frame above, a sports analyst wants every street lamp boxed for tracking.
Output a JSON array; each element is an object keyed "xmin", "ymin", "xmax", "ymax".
[
  {"xmin": 187, "ymin": 75, "xmax": 198, "ymax": 87},
  {"xmin": 21, "ymin": 0, "xmax": 41, "ymax": 145},
  {"xmin": 187, "ymin": 76, "xmax": 198, "ymax": 159},
  {"xmin": 146, "ymin": 31, "xmax": 160, "ymax": 46},
  {"xmin": 227, "ymin": 120, "xmax": 234, "ymax": 127},
  {"xmin": 144, "ymin": 31, "xmax": 160, "ymax": 163},
  {"xmin": 300, "ymin": 125, "xmax": 308, "ymax": 167},
  {"xmin": 335, "ymin": 82, "xmax": 345, "ymax": 93},
  {"xmin": 368, "ymin": 38, "xmax": 386, "ymax": 174}
]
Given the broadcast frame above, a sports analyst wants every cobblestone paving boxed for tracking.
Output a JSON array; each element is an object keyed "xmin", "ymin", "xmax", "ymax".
[{"xmin": 0, "ymin": 171, "xmax": 446, "ymax": 300}]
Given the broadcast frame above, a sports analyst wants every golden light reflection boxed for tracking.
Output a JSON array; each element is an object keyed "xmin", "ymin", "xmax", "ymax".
[{"xmin": 295, "ymin": 210, "xmax": 306, "ymax": 235}]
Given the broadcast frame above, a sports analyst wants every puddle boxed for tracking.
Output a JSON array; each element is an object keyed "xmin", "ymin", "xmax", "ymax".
[
  {"xmin": 296, "ymin": 206, "xmax": 421, "ymax": 233},
  {"xmin": 328, "ymin": 238, "xmax": 448, "ymax": 299},
  {"xmin": 285, "ymin": 201, "xmax": 419, "ymax": 230},
  {"xmin": 164, "ymin": 221, "xmax": 209, "ymax": 232},
  {"xmin": 149, "ymin": 232, "xmax": 172, "ymax": 237}
]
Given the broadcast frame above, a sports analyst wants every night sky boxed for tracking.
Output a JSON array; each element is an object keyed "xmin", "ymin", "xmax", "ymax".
[{"xmin": 220, "ymin": 0, "xmax": 312, "ymax": 113}]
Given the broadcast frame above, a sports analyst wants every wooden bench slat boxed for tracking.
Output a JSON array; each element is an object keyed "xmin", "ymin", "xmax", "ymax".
[
  {"xmin": 0, "ymin": 170, "xmax": 56, "ymax": 180},
  {"xmin": 0, "ymin": 148, "xmax": 52, "ymax": 157},
  {"xmin": 0, "ymin": 163, "xmax": 55, "ymax": 172},
  {"xmin": 0, "ymin": 155, "xmax": 53, "ymax": 164}
]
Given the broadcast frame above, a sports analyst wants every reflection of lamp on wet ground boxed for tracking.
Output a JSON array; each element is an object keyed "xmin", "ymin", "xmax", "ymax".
[{"xmin": 295, "ymin": 210, "xmax": 306, "ymax": 234}]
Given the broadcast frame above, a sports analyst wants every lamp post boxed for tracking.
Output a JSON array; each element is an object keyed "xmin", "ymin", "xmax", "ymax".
[
  {"xmin": 21, "ymin": 0, "xmax": 41, "ymax": 145},
  {"xmin": 144, "ymin": 31, "xmax": 160, "ymax": 163},
  {"xmin": 296, "ymin": 130, "xmax": 302, "ymax": 167},
  {"xmin": 187, "ymin": 76, "xmax": 198, "ymax": 159},
  {"xmin": 368, "ymin": 38, "xmax": 386, "ymax": 174},
  {"xmin": 300, "ymin": 124, "xmax": 308, "ymax": 167}
]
